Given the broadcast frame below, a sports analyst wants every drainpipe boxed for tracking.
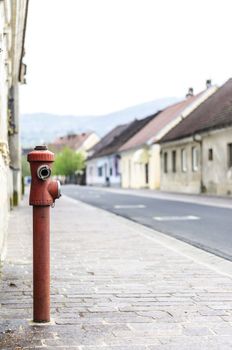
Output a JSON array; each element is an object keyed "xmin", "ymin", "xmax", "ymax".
[{"xmin": 193, "ymin": 134, "xmax": 204, "ymax": 193}]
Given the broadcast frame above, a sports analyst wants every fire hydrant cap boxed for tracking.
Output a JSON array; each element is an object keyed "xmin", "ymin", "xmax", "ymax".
[{"xmin": 27, "ymin": 147, "xmax": 54, "ymax": 162}]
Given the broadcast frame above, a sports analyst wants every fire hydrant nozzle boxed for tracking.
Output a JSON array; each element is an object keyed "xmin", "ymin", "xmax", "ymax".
[
  {"xmin": 27, "ymin": 147, "xmax": 61, "ymax": 206},
  {"xmin": 27, "ymin": 146, "xmax": 61, "ymax": 323}
]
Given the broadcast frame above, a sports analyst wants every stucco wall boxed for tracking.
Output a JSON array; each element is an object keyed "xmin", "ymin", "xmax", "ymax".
[
  {"xmin": 86, "ymin": 157, "xmax": 108, "ymax": 186},
  {"xmin": 0, "ymin": 0, "xmax": 28, "ymax": 259},
  {"xmin": 160, "ymin": 127, "xmax": 232, "ymax": 195},
  {"xmin": 86, "ymin": 155, "xmax": 121, "ymax": 187},
  {"xmin": 78, "ymin": 133, "xmax": 100, "ymax": 158},
  {"xmin": 148, "ymin": 144, "xmax": 160, "ymax": 189},
  {"xmin": 0, "ymin": 156, "xmax": 12, "ymax": 260},
  {"xmin": 121, "ymin": 148, "xmax": 150, "ymax": 189},
  {"xmin": 121, "ymin": 150, "xmax": 134, "ymax": 188},
  {"xmin": 202, "ymin": 128, "xmax": 232, "ymax": 195},
  {"xmin": 160, "ymin": 140, "xmax": 202, "ymax": 194},
  {"xmin": 0, "ymin": 1, "xmax": 11, "ymax": 260}
]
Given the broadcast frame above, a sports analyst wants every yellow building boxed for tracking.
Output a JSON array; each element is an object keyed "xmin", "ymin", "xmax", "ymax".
[
  {"xmin": 160, "ymin": 79, "xmax": 232, "ymax": 195},
  {"xmin": 120, "ymin": 86, "xmax": 217, "ymax": 190}
]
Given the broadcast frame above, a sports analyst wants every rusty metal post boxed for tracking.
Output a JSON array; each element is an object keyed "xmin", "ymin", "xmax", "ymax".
[
  {"xmin": 27, "ymin": 146, "xmax": 61, "ymax": 323},
  {"xmin": 33, "ymin": 206, "xmax": 50, "ymax": 322}
]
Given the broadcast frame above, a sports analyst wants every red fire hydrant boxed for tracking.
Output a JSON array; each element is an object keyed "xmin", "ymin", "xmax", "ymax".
[{"xmin": 27, "ymin": 145, "xmax": 61, "ymax": 323}]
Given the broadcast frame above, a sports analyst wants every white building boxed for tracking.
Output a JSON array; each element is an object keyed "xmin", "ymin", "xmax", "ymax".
[
  {"xmin": 86, "ymin": 117, "xmax": 158, "ymax": 187},
  {"xmin": 87, "ymin": 154, "xmax": 122, "ymax": 187},
  {"xmin": 86, "ymin": 124, "xmax": 128, "ymax": 187},
  {"xmin": 0, "ymin": 0, "xmax": 29, "ymax": 259}
]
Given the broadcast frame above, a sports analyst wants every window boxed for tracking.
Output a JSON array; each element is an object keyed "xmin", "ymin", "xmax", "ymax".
[
  {"xmin": 172, "ymin": 150, "xmax": 176, "ymax": 173},
  {"xmin": 98, "ymin": 166, "xmax": 103, "ymax": 177},
  {"xmin": 115, "ymin": 155, "xmax": 121, "ymax": 176},
  {"xmin": 228, "ymin": 143, "xmax": 232, "ymax": 168},
  {"xmin": 181, "ymin": 149, "xmax": 187, "ymax": 172},
  {"xmin": 208, "ymin": 148, "xmax": 213, "ymax": 161},
  {"xmin": 145, "ymin": 163, "xmax": 149, "ymax": 184},
  {"xmin": 164, "ymin": 152, "xmax": 168, "ymax": 173},
  {"xmin": 192, "ymin": 147, "xmax": 199, "ymax": 171},
  {"xmin": 110, "ymin": 167, "xmax": 113, "ymax": 176}
]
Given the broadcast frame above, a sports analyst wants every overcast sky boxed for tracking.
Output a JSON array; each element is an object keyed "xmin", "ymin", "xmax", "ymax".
[{"xmin": 20, "ymin": 0, "xmax": 232, "ymax": 116}]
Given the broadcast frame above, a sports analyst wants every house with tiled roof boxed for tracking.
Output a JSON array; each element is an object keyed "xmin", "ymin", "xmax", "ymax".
[
  {"xmin": 88, "ymin": 124, "xmax": 129, "ymax": 159},
  {"xmin": 159, "ymin": 78, "xmax": 232, "ymax": 195},
  {"xmin": 119, "ymin": 84, "xmax": 217, "ymax": 189},
  {"xmin": 86, "ymin": 115, "xmax": 157, "ymax": 187},
  {"xmin": 49, "ymin": 132, "xmax": 100, "ymax": 157}
]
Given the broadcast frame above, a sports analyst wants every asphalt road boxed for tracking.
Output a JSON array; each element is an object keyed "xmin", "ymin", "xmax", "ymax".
[{"xmin": 62, "ymin": 185, "xmax": 232, "ymax": 261}]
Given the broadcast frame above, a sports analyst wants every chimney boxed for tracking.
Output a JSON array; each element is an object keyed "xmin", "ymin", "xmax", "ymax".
[
  {"xmin": 186, "ymin": 87, "xmax": 194, "ymax": 98},
  {"xmin": 206, "ymin": 79, "xmax": 212, "ymax": 89}
]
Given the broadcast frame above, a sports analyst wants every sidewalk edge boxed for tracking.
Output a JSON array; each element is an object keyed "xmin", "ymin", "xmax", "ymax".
[{"xmin": 63, "ymin": 194, "xmax": 232, "ymax": 278}]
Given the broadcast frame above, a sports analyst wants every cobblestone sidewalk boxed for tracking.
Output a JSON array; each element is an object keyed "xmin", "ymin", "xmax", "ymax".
[{"xmin": 1, "ymin": 193, "xmax": 232, "ymax": 349}]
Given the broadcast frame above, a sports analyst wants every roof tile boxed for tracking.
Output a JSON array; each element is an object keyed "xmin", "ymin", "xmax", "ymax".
[
  {"xmin": 160, "ymin": 79, "xmax": 232, "ymax": 143},
  {"xmin": 91, "ymin": 113, "xmax": 159, "ymax": 159},
  {"xmin": 119, "ymin": 92, "xmax": 204, "ymax": 152}
]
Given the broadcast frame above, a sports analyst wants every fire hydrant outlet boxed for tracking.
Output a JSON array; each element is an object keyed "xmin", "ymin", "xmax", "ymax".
[
  {"xmin": 48, "ymin": 180, "xmax": 61, "ymax": 200},
  {"xmin": 37, "ymin": 165, "xmax": 51, "ymax": 180}
]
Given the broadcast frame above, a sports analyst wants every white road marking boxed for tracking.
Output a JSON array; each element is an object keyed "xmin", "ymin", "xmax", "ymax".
[
  {"xmin": 153, "ymin": 215, "xmax": 200, "ymax": 221},
  {"xmin": 79, "ymin": 193, "xmax": 101, "ymax": 198},
  {"xmin": 114, "ymin": 204, "xmax": 146, "ymax": 209}
]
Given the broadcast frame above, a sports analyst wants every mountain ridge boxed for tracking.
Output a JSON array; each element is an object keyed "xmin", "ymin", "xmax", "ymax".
[{"xmin": 20, "ymin": 97, "xmax": 180, "ymax": 147}]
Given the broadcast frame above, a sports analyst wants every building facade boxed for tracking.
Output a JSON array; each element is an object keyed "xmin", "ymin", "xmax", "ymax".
[
  {"xmin": 120, "ymin": 85, "xmax": 216, "ymax": 190},
  {"xmin": 49, "ymin": 132, "xmax": 100, "ymax": 157},
  {"xmin": 160, "ymin": 79, "xmax": 232, "ymax": 195},
  {"xmin": 160, "ymin": 137, "xmax": 203, "ymax": 193},
  {"xmin": 0, "ymin": 0, "xmax": 28, "ymax": 259},
  {"xmin": 86, "ymin": 117, "xmax": 155, "ymax": 187},
  {"xmin": 86, "ymin": 124, "xmax": 129, "ymax": 187},
  {"xmin": 160, "ymin": 128, "xmax": 232, "ymax": 195},
  {"xmin": 120, "ymin": 147, "xmax": 150, "ymax": 188},
  {"xmin": 87, "ymin": 154, "xmax": 121, "ymax": 187}
]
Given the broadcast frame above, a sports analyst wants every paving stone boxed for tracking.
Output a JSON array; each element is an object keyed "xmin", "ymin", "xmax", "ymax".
[
  {"xmin": 182, "ymin": 326, "xmax": 213, "ymax": 336},
  {"xmin": 1, "ymin": 194, "xmax": 232, "ymax": 348},
  {"xmin": 81, "ymin": 347, "xmax": 147, "ymax": 350},
  {"xmin": 211, "ymin": 324, "xmax": 232, "ymax": 335}
]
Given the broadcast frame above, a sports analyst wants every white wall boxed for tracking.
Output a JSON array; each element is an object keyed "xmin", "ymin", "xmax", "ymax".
[
  {"xmin": 0, "ymin": 0, "xmax": 27, "ymax": 259},
  {"xmin": 86, "ymin": 154, "xmax": 121, "ymax": 187},
  {"xmin": 0, "ymin": 0, "xmax": 12, "ymax": 259}
]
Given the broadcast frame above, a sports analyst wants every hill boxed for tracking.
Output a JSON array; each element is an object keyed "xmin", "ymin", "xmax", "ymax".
[{"xmin": 20, "ymin": 97, "xmax": 180, "ymax": 147}]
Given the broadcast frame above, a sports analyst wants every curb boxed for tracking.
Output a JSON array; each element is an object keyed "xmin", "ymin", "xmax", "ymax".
[{"xmin": 62, "ymin": 194, "xmax": 232, "ymax": 278}]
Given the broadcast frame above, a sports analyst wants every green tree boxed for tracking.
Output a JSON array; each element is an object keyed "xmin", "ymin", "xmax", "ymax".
[
  {"xmin": 21, "ymin": 155, "xmax": 30, "ymax": 177},
  {"xmin": 53, "ymin": 147, "xmax": 85, "ymax": 176}
]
